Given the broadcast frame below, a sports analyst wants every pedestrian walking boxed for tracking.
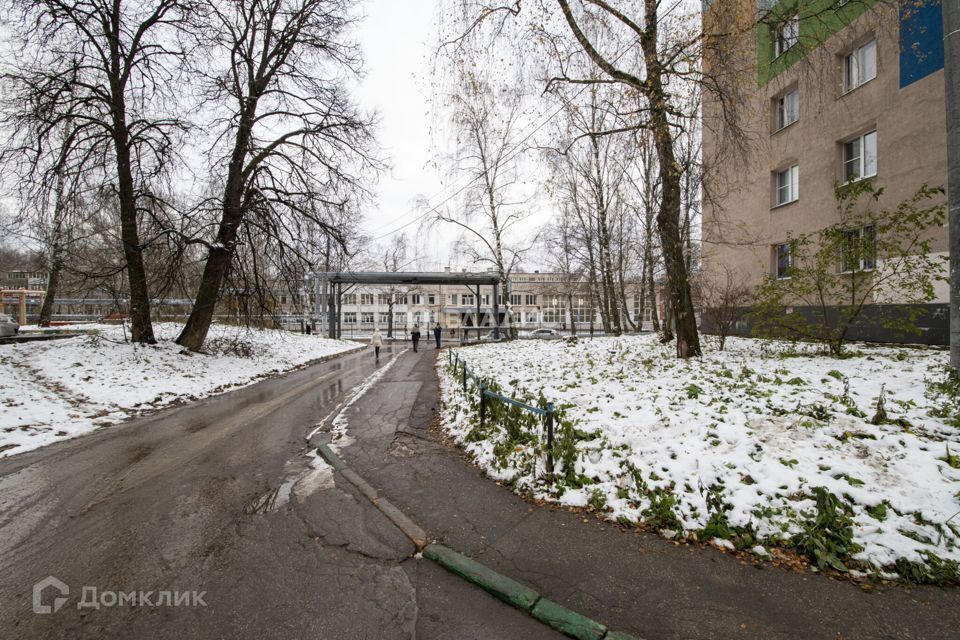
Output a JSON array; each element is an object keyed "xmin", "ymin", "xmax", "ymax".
[
  {"xmin": 433, "ymin": 323, "xmax": 442, "ymax": 348},
  {"xmin": 371, "ymin": 327, "xmax": 383, "ymax": 360},
  {"xmin": 411, "ymin": 324, "xmax": 421, "ymax": 352}
]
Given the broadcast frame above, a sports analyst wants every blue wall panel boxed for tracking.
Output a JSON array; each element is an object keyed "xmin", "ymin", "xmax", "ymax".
[{"xmin": 900, "ymin": 0, "xmax": 945, "ymax": 88}]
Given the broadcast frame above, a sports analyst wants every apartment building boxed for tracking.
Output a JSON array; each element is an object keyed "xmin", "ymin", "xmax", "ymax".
[{"xmin": 701, "ymin": 0, "xmax": 949, "ymax": 342}]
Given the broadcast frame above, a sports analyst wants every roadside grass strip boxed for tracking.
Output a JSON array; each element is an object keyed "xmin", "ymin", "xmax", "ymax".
[{"xmin": 437, "ymin": 335, "xmax": 960, "ymax": 583}]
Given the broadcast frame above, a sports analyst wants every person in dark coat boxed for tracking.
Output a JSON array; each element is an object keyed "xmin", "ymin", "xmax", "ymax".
[
  {"xmin": 433, "ymin": 323, "xmax": 442, "ymax": 348},
  {"xmin": 411, "ymin": 324, "xmax": 421, "ymax": 352}
]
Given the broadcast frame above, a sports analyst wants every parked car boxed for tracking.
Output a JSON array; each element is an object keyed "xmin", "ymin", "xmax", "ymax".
[
  {"xmin": 524, "ymin": 328, "xmax": 562, "ymax": 340},
  {"xmin": 479, "ymin": 330, "xmax": 504, "ymax": 342},
  {"xmin": 0, "ymin": 313, "xmax": 19, "ymax": 337}
]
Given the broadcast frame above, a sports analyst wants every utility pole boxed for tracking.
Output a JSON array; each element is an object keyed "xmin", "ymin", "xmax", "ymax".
[{"xmin": 946, "ymin": 0, "xmax": 960, "ymax": 371}]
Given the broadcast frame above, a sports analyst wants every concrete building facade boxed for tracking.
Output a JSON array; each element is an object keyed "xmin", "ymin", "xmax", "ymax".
[
  {"xmin": 292, "ymin": 269, "xmax": 655, "ymax": 337},
  {"xmin": 701, "ymin": 0, "xmax": 949, "ymax": 342}
]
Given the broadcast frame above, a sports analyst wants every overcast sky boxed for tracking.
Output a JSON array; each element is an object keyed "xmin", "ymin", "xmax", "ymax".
[
  {"xmin": 353, "ymin": 0, "xmax": 554, "ymax": 272},
  {"xmin": 353, "ymin": 0, "xmax": 450, "ymax": 269}
]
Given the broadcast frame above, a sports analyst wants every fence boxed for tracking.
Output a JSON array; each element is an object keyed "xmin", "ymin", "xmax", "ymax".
[{"xmin": 447, "ymin": 348, "xmax": 558, "ymax": 479}]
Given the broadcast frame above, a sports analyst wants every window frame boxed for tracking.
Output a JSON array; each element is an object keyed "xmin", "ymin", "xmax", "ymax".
[
  {"xmin": 775, "ymin": 242, "xmax": 793, "ymax": 280},
  {"xmin": 774, "ymin": 14, "xmax": 800, "ymax": 58},
  {"xmin": 843, "ymin": 39, "xmax": 877, "ymax": 93},
  {"xmin": 839, "ymin": 224, "xmax": 877, "ymax": 273},
  {"xmin": 775, "ymin": 89, "xmax": 799, "ymax": 131},
  {"xmin": 842, "ymin": 129, "xmax": 877, "ymax": 183},
  {"xmin": 774, "ymin": 164, "xmax": 799, "ymax": 207}
]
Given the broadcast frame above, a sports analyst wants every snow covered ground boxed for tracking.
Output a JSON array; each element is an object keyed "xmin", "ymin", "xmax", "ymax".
[
  {"xmin": 438, "ymin": 335, "xmax": 960, "ymax": 580},
  {"xmin": 1, "ymin": 323, "xmax": 360, "ymax": 457}
]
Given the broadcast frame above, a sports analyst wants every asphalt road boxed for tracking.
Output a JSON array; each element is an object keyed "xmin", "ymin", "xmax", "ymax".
[
  {"xmin": 4, "ymin": 343, "xmax": 960, "ymax": 640},
  {"xmin": 0, "ymin": 345, "xmax": 559, "ymax": 640}
]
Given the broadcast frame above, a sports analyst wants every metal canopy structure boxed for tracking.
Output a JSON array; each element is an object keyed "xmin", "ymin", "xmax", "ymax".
[{"xmin": 312, "ymin": 271, "xmax": 503, "ymax": 339}]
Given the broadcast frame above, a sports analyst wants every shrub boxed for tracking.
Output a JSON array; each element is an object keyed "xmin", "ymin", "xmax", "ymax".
[{"xmin": 750, "ymin": 182, "xmax": 947, "ymax": 356}]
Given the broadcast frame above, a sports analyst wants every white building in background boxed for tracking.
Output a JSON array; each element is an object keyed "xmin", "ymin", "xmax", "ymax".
[{"xmin": 288, "ymin": 268, "xmax": 656, "ymax": 336}]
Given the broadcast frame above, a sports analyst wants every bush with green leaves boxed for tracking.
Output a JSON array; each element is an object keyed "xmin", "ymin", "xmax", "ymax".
[
  {"xmin": 792, "ymin": 487, "xmax": 862, "ymax": 571},
  {"xmin": 751, "ymin": 182, "xmax": 947, "ymax": 356}
]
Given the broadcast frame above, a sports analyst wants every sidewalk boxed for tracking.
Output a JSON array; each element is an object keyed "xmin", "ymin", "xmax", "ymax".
[{"xmin": 318, "ymin": 349, "xmax": 960, "ymax": 639}]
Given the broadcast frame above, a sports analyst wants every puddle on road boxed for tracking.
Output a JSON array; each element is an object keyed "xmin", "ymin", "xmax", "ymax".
[{"xmin": 243, "ymin": 449, "xmax": 335, "ymax": 515}]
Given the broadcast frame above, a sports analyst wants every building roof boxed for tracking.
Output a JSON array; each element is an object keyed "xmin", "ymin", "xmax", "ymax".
[{"xmin": 316, "ymin": 271, "xmax": 500, "ymax": 286}]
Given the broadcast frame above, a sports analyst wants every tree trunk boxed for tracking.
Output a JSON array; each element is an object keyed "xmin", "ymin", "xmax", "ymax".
[
  {"xmin": 640, "ymin": 1, "xmax": 699, "ymax": 357},
  {"xmin": 38, "ymin": 171, "xmax": 68, "ymax": 327},
  {"xmin": 647, "ymin": 259, "xmax": 661, "ymax": 333},
  {"xmin": 114, "ymin": 122, "xmax": 155, "ymax": 344},
  {"xmin": 178, "ymin": 101, "xmax": 258, "ymax": 351},
  {"xmin": 387, "ymin": 302, "xmax": 394, "ymax": 338},
  {"xmin": 661, "ymin": 293, "xmax": 674, "ymax": 343}
]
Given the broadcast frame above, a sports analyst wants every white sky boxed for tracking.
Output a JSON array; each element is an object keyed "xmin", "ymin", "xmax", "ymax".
[
  {"xmin": 353, "ymin": 0, "xmax": 450, "ymax": 269},
  {"xmin": 353, "ymin": 0, "xmax": 553, "ymax": 272}
]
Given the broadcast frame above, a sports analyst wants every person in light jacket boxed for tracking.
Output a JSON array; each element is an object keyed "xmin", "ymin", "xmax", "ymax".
[
  {"xmin": 371, "ymin": 327, "xmax": 383, "ymax": 359},
  {"xmin": 411, "ymin": 324, "xmax": 421, "ymax": 352}
]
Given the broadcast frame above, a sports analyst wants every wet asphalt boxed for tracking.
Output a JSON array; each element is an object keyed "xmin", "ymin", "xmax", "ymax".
[
  {"xmin": 0, "ymin": 344, "xmax": 557, "ymax": 639},
  {"xmin": 1, "ymin": 343, "xmax": 959, "ymax": 639}
]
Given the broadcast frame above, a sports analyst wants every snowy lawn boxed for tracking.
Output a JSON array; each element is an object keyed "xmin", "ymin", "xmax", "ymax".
[
  {"xmin": 1, "ymin": 323, "xmax": 360, "ymax": 457},
  {"xmin": 438, "ymin": 335, "xmax": 960, "ymax": 583}
]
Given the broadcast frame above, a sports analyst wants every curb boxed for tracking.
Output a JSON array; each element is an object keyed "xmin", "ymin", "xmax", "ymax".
[
  {"xmin": 316, "ymin": 444, "xmax": 427, "ymax": 549},
  {"xmin": 423, "ymin": 543, "xmax": 641, "ymax": 640},
  {"xmin": 313, "ymin": 451, "xmax": 641, "ymax": 640}
]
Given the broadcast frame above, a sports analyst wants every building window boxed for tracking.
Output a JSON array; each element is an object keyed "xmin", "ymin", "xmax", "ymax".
[
  {"xmin": 571, "ymin": 297, "xmax": 590, "ymax": 323},
  {"xmin": 775, "ymin": 89, "xmax": 799, "ymax": 131},
  {"xmin": 449, "ymin": 294, "xmax": 457, "ymax": 305},
  {"xmin": 342, "ymin": 293, "xmax": 357, "ymax": 305},
  {"xmin": 462, "ymin": 294, "xmax": 474, "ymax": 305},
  {"xmin": 377, "ymin": 294, "xmax": 391, "ymax": 305},
  {"xmin": 525, "ymin": 294, "xmax": 536, "ymax": 305},
  {"xmin": 774, "ymin": 14, "xmax": 799, "ymax": 58},
  {"xmin": 360, "ymin": 293, "xmax": 374, "ymax": 305},
  {"xmin": 543, "ymin": 303, "xmax": 565, "ymax": 324},
  {"xmin": 427, "ymin": 294, "xmax": 435, "ymax": 305},
  {"xmin": 361, "ymin": 312, "xmax": 374, "ymax": 324},
  {"xmin": 843, "ymin": 130, "xmax": 877, "ymax": 182},
  {"xmin": 510, "ymin": 294, "xmax": 521, "ymax": 305},
  {"xmin": 840, "ymin": 225, "xmax": 877, "ymax": 272},
  {"xmin": 775, "ymin": 243, "xmax": 793, "ymax": 279},
  {"xmin": 775, "ymin": 164, "xmax": 799, "ymax": 206},
  {"xmin": 343, "ymin": 312, "xmax": 356, "ymax": 324},
  {"xmin": 844, "ymin": 39, "xmax": 876, "ymax": 92},
  {"xmin": 481, "ymin": 295, "xmax": 489, "ymax": 305},
  {"xmin": 410, "ymin": 293, "xmax": 421, "ymax": 305}
]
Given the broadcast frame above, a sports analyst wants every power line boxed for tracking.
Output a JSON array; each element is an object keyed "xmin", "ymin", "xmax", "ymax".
[{"xmin": 371, "ymin": 36, "xmax": 640, "ymax": 242}]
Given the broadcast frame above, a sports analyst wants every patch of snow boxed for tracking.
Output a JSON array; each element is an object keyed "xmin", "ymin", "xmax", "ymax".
[
  {"xmin": 437, "ymin": 335, "xmax": 960, "ymax": 577},
  {"xmin": 0, "ymin": 323, "xmax": 359, "ymax": 457},
  {"xmin": 316, "ymin": 349, "xmax": 407, "ymax": 453}
]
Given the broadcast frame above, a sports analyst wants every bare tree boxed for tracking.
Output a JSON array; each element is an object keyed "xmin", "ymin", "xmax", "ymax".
[
  {"xmin": 176, "ymin": 0, "xmax": 380, "ymax": 351},
  {"xmin": 699, "ymin": 263, "xmax": 752, "ymax": 351},
  {"xmin": 377, "ymin": 233, "xmax": 420, "ymax": 338},
  {"xmin": 433, "ymin": 70, "xmax": 534, "ymax": 336},
  {"xmin": 539, "ymin": 204, "xmax": 586, "ymax": 335},
  {"xmin": 1, "ymin": 0, "xmax": 196, "ymax": 343}
]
